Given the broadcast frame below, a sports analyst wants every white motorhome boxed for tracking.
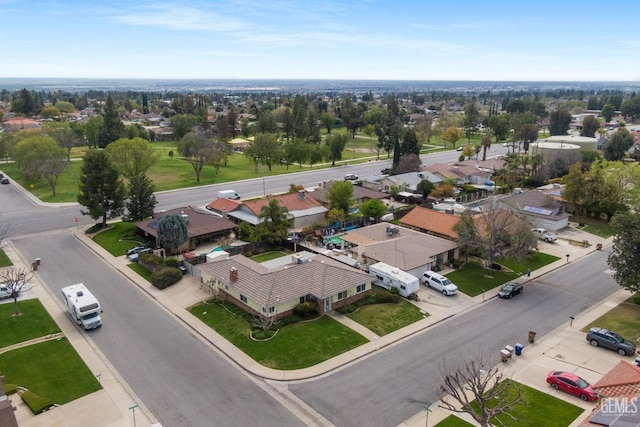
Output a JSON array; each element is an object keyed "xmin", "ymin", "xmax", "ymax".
[
  {"xmin": 61, "ymin": 283, "xmax": 102, "ymax": 330},
  {"xmin": 368, "ymin": 262, "xmax": 419, "ymax": 298}
]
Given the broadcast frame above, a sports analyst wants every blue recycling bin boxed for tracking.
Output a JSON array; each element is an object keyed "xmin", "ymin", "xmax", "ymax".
[{"xmin": 515, "ymin": 343, "xmax": 524, "ymax": 356}]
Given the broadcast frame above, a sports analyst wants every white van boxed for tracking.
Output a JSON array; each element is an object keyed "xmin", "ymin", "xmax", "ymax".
[
  {"xmin": 422, "ymin": 270, "xmax": 458, "ymax": 296},
  {"xmin": 218, "ymin": 190, "xmax": 241, "ymax": 200}
]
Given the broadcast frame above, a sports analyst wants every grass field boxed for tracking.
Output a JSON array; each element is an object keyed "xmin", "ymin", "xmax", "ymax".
[
  {"xmin": 582, "ymin": 301, "xmax": 640, "ymax": 341},
  {"xmin": 434, "ymin": 415, "xmax": 475, "ymax": 427},
  {"xmin": 0, "ymin": 299, "xmax": 61, "ymax": 348},
  {"xmin": 346, "ymin": 299, "xmax": 428, "ymax": 336},
  {"xmin": 0, "ymin": 248, "xmax": 12, "ymax": 267},
  {"xmin": 91, "ymin": 221, "xmax": 146, "ymax": 256},
  {"xmin": 189, "ymin": 301, "xmax": 368, "ymax": 370}
]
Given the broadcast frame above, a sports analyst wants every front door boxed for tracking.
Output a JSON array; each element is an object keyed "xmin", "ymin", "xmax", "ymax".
[{"xmin": 325, "ymin": 296, "xmax": 332, "ymax": 312}]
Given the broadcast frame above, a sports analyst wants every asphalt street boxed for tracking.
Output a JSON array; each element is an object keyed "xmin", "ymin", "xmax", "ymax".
[{"xmin": 289, "ymin": 249, "xmax": 620, "ymax": 427}]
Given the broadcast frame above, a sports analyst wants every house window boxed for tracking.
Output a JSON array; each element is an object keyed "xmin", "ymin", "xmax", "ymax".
[
  {"xmin": 240, "ymin": 294, "xmax": 247, "ymax": 303},
  {"xmin": 357, "ymin": 284, "xmax": 366, "ymax": 293},
  {"xmin": 338, "ymin": 291, "xmax": 347, "ymax": 300},
  {"xmin": 299, "ymin": 296, "xmax": 305, "ymax": 304},
  {"xmin": 268, "ymin": 306, "xmax": 275, "ymax": 313}
]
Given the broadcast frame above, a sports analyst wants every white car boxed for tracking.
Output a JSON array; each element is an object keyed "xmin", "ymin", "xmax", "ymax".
[
  {"xmin": 422, "ymin": 271, "xmax": 458, "ymax": 296},
  {"xmin": 0, "ymin": 283, "xmax": 12, "ymax": 299},
  {"xmin": 532, "ymin": 227, "xmax": 558, "ymax": 243}
]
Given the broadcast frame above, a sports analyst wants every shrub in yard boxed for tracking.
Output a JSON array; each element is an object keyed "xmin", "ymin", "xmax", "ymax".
[
  {"xmin": 293, "ymin": 301, "xmax": 317, "ymax": 317},
  {"xmin": 490, "ymin": 263, "xmax": 502, "ymax": 270},
  {"xmin": 85, "ymin": 223, "xmax": 105, "ymax": 234},
  {"xmin": 151, "ymin": 267, "xmax": 183, "ymax": 289},
  {"xmin": 164, "ymin": 257, "xmax": 180, "ymax": 268},
  {"xmin": 21, "ymin": 390, "xmax": 54, "ymax": 414},
  {"xmin": 3, "ymin": 383, "xmax": 18, "ymax": 395},
  {"xmin": 373, "ymin": 289, "xmax": 400, "ymax": 303},
  {"xmin": 277, "ymin": 314, "xmax": 301, "ymax": 327},
  {"xmin": 451, "ymin": 259, "xmax": 464, "ymax": 269}
]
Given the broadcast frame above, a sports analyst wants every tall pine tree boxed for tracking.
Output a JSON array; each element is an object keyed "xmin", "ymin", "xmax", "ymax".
[
  {"xmin": 77, "ymin": 150, "xmax": 126, "ymax": 227},
  {"xmin": 97, "ymin": 94, "xmax": 125, "ymax": 148}
]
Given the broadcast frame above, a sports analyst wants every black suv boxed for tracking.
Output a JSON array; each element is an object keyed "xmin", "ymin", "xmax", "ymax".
[{"xmin": 586, "ymin": 327, "xmax": 636, "ymax": 356}]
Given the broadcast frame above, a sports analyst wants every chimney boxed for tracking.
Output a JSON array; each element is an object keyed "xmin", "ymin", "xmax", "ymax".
[
  {"xmin": 297, "ymin": 190, "xmax": 306, "ymax": 200},
  {"xmin": 222, "ymin": 207, "xmax": 227, "ymax": 219},
  {"xmin": 229, "ymin": 267, "xmax": 238, "ymax": 282}
]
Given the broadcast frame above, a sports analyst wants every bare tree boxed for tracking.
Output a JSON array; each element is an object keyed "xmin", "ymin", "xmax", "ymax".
[
  {"xmin": 0, "ymin": 267, "xmax": 34, "ymax": 316},
  {"xmin": 438, "ymin": 354, "xmax": 525, "ymax": 427}
]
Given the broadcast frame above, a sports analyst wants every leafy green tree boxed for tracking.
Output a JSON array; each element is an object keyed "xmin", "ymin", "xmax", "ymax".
[
  {"xmin": 170, "ymin": 114, "xmax": 198, "ymax": 140},
  {"xmin": 360, "ymin": 199, "xmax": 387, "ymax": 219},
  {"xmin": 209, "ymin": 139, "xmax": 232, "ymax": 175},
  {"xmin": 12, "ymin": 135, "xmax": 68, "ymax": 195},
  {"xmin": 320, "ymin": 112, "xmax": 336, "ymax": 134},
  {"xmin": 40, "ymin": 105, "xmax": 61, "ymax": 119},
  {"xmin": 54, "ymin": 100, "xmax": 75, "ymax": 113},
  {"xmin": 416, "ymin": 179, "xmax": 435, "ymax": 198},
  {"xmin": 97, "ymin": 94, "xmax": 125, "ymax": 148},
  {"xmin": 601, "ymin": 104, "xmax": 615, "ymax": 122},
  {"xmin": 621, "ymin": 95, "xmax": 640, "ymax": 120},
  {"xmin": 580, "ymin": 115, "xmax": 600, "ymax": 138},
  {"xmin": 284, "ymin": 138, "xmax": 309, "ymax": 168},
  {"xmin": 441, "ymin": 126, "xmax": 464, "ymax": 148},
  {"xmin": 308, "ymin": 143, "xmax": 328, "ymax": 168},
  {"xmin": 488, "ymin": 114, "xmax": 510, "ymax": 143},
  {"xmin": 401, "ymin": 128, "xmax": 421, "ymax": 155},
  {"xmin": 604, "ymin": 128, "xmax": 634, "ymax": 161},
  {"xmin": 12, "ymin": 88, "xmax": 38, "ymax": 116},
  {"xmin": 255, "ymin": 110, "xmax": 279, "ymax": 134},
  {"xmin": 326, "ymin": 133, "xmax": 349, "ymax": 166},
  {"xmin": 562, "ymin": 163, "xmax": 586, "ymax": 216},
  {"xmin": 105, "ymin": 137, "xmax": 160, "ymax": 179},
  {"xmin": 520, "ymin": 124, "xmax": 539, "ymax": 153},
  {"xmin": 178, "ymin": 131, "xmax": 216, "ymax": 182},
  {"xmin": 83, "ymin": 115, "xmax": 103, "ymax": 147},
  {"xmin": 251, "ymin": 198, "xmax": 289, "ymax": 245},
  {"xmin": 463, "ymin": 103, "xmax": 480, "ymax": 143},
  {"xmin": 125, "ymin": 123, "xmax": 150, "ymax": 141},
  {"xmin": 245, "ymin": 132, "xmax": 281, "ymax": 172},
  {"xmin": 608, "ymin": 212, "xmax": 640, "ymax": 293},
  {"xmin": 127, "ymin": 175, "xmax": 157, "ymax": 221},
  {"xmin": 77, "ymin": 150, "xmax": 126, "ymax": 226},
  {"xmin": 548, "ymin": 108, "xmax": 571, "ymax": 136},
  {"xmin": 157, "ymin": 214, "xmax": 189, "ymax": 254},
  {"xmin": 327, "ymin": 181, "xmax": 353, "ymax": 213},
  {"xmin": 43, "ymin": 121, "xmax": 81, "ymax": 161}
]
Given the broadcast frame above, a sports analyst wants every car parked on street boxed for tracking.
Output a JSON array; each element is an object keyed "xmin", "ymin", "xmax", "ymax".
[
  {"xmin": 532, "ymin": 227, "xmax": 558, "ymax": 242},
  {"xmin": 1, "ymin": 177, "xmax": 9, "ymax": 185},
  {"xmin": 421, "ymin": 271, "xmax": 458, "ymax": 296},
  {"xmin": 0, "ymin": 283, "xmax": 12, "ymax": 299},
  {"xmin": 546, "ymin": 371, "xmax": 598, "ymax": 401},
  {"xmin": 586, "ymin": 327, "xmax": 637, "ymax": 356},
  {"xmin": 498, "ymin": 282, "xmax": 523, "ymax": 299},
  {"xmin": 344, "ymin": 174, "xmax": 359, "ymax": 181}
]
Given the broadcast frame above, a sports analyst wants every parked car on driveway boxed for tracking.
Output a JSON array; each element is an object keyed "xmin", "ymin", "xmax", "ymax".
[
  {"xmin": 422, "ymin": 271, "xmax": 458, "ymax": 296},
  {"xmin": 546, "ymin": 371, "xmax": 598, "ymax": 401},
  {"xmin": 125, "ymin": 246, "xmax": 148, "ymax": 257},
  {"xmin": 532, "ymin": 227, "xmax": 557, "ymax": 242},
  {"xmin": 498, "ymin": 282, "xmax": 523, "ymax": 299},
  {"xmin": 127, "ymin": 248, "xmax": 152, "ymax": 262},
  {"xmin": 586, "ymin": 327, "xmax": 637, "ymax": 356}
]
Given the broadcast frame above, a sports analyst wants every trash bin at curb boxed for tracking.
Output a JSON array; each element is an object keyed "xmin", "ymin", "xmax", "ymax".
[
  {"xmin": 500, "ymin": 349, "xmax": 510, "ymax": 362},
  {"xmin": 504, "ymin": 345, "xmax": 514, "ymax": 357},
  {"xmin": 31, "ymin": 262, "xmax": 38, "ymax": 271},
  {"xmin": 528, "ymin": 331, "xmax": 537, "ymax": 343},
  {"xmin": 35, "ymin": 258, "xmax": 41, "ymax": 266},
  {"xmin": 515, "ymin": 343, "xmax": 524, "ymax": 356}
]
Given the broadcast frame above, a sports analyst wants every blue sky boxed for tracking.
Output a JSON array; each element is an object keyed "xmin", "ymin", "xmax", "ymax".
[{"xmin": 1, "ymin": 0, "xmax": 639, "ymax": 81}]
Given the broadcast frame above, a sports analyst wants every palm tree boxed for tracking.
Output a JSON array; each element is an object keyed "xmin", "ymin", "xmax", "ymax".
[
  {"xmin": 481, "ymin": 132, "xmax": 492, "ymax": 161},
  {"xmin": 252, "ymin": 198, "xmax": 290, "ymax": 244}
]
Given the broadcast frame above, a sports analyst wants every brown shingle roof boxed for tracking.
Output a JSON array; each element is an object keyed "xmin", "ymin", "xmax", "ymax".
[
  {"xmin": 136, "ymin": 206, "xmax": 236, "ymax": 238},
  {"xmin": 399, "ymin": 207, "xmax": 459, "ymax": 239}
]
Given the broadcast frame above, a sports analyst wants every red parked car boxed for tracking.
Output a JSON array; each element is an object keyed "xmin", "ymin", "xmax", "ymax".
[{"xmin": 546, "ymin": 371, "xmax": 598, "ymax": 401}]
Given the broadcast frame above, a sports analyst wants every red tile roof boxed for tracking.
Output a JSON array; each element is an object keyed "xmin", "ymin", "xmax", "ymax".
[
  {"xmin": 399, "ymin": 207, "xmax": 459, "ymax": 239},
  {"xmin": 593, "ymin": 360, "xmax": 640, "ymax": 397}
]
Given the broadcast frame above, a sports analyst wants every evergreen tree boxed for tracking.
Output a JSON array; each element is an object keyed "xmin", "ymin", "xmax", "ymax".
[
  {"xmin": 127, "ymin": 175, "xmax": 157, "ymax": 222},
  {"xmin": 97, "ymin": 94, "xmax": 125, "ymax": 148},
  {"xmin": 77, "ymin": 150, "xmax": 126, "ymax": 227},
  {"xmin": 157, "ymin": 214, "xmax": 189, "ymax": 254}
]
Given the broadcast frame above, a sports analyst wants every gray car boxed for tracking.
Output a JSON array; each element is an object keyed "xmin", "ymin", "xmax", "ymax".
[{"xmin": 586, "ymin": 327, "xmax": 636, "ymax": 356}]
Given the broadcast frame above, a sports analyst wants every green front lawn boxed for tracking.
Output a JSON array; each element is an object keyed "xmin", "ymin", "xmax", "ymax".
[
  {"xmin": 250, "ymin": 250, "xmax": 292, "ymax": 263},
  {"xmin": 128, "ymin": 263, "xmax": 153, "ymax": 282},
  {"xmin": 0, "ymin": 338, "xmax": 101, "ymax": 404},
  {"xmin": 570, "ymin": 215, "xmax": 615, "ymax": 238},
  {"xmin": 347, "ymin": 299, "xmax": 428, "ymax": 336},
  {"xmin": 189, "ymin": 301, "xmax": 368, "ymax": 370},
  {"xmin": 0, "ymin": 248, "xmax": 12, "ymax": 267},
  {"xmin": 91, "ymin": 222, "xmax": 147, "ymax": 256},
  {"xmin": 434, "ymin": 415, "xmax": 475, "ymax": 427},
  {"xmin": 471, "ymin": 380, "xmax": 583, "ymax": 427},
  {"xmin": 582, "ymin": 301, "xmax": 640, "ymax": 341},
  {"xmin": 0, "ymin": 299, "xmax": 61, "ymax": 348},
  {"xmin": 446, "ymin": 252, "xmax": 559, "ymax": 297}
]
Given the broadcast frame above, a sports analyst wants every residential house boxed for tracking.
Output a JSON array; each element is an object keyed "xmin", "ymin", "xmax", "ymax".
[
  {"xmin": 2, "ymin": 117, "xmax": 41, "ymax": 131},
  {"xmin": 339, "ymin": 223, "xmax": 458, "ymax": 278},
  {"xmin": 135, "ymin": 206, "xmax": 237, "ymax": 253},
  {"xmin": 497, "ymin": 190, "xmax": 570, "ymax": 231},
  {"xmin": 423, "ymin": 163, "xmax": 492, "ymax": 186},
  {"xmin": 378, "ymin": 171, "xmax": 442, "ymax": 193},
  {"xmin": 578, "ymin": 360, "xmax": 640, "ymax": 427},
  {"xmin": 197, "ymin": 252, "xmax": 372, "ymax": 317},
  {"xmin": 207, "ymin": 190, "xmax": 328, "ymax": 229},
  {"xmin": 399, "ymin": 207, "xmax": 459, "ymax": 240},
  {"xmin": 311, "ymin": 182, "xmax": 388, "ymax": 207},
  {"xmin": 0, "ymin": 376, "xmax": 18, "ymax": 427}
]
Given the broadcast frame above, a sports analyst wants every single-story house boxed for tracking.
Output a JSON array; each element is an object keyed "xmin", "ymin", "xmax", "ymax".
[
  {"xmin": 311, "ymin": 182, "xmax": 388, "ymax": 206},
  {"xmin": 135, "ymin": 206, "xmax": 237, "ymax": 253},
  {"xmin": 338, "ymin": 223, "xmax": 459, "ymax": 278},
  {"xmin": 399, "ymin": 207, "xmax": 459, "ymax": 240},
  {"xmin": 207, "ymin": 190, "xmax": 328, "ymax": 229},
  {"xmin": 379, "ymin": 171, "xmax": 442, "ymax": 193},
  {"xmin": 497, "ymin": 190, "xmax": 570, "ymax": 231},
  {"xmin": 423, "ymin": 163, "xmax": 492, "ymax": 186},
  {"xmin": 197, "ymin": 252, "xmax": 373, "ymax": 317},
  {"xmin": 578, "ymin": 360, "xmax": 640, "ymax": 427}
]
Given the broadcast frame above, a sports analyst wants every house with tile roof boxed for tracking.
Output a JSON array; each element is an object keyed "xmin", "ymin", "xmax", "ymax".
[
  {"xmin": 311, "ymin": 181, "xmax": 388, "ymax": 206},
  {"xmin": 399, "ymin": 206, "xmax": 459, "ymax": 240},
  {"xmin": 197, "ymin": 252, "xmax": 372, "ymax": 317},
  {"xmin": 578, "ymin": 360, "xmax": 640, "ymax": 427},
  {"xmin": 338, "ymin": 223, "xmax": 458, "ymax": 278},
  {"xmin": 423, "ymin": 162, "xmax": 492, "ymax": 186},
  {"xmin": 135, "ymin": 205, "xmax": 237, "ymax": 253},
  {"xmin": 378, "ymin": 171, "xmax": 443, "ymax": 193},
  {"xmin": 208, "ymin": 191, "xmax": 328, "ymax": 229}
]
